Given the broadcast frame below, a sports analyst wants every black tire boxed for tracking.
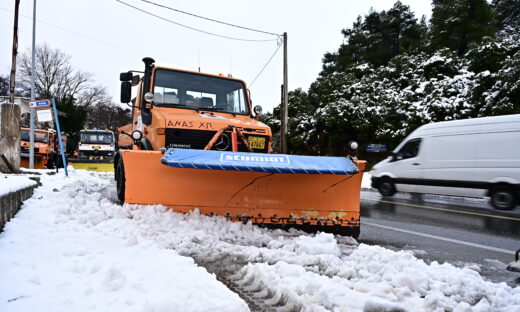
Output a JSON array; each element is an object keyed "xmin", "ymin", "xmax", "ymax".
[
  {"xmin": 46, "ymin": 156, "xmax": 55, "ymax": 169},
  {"xmin": 56, "ymin": 155, "xmax": 64, "ymax": 168},
  {"xmin": 335, "ymin": 226, "xmax": 360, "ymax": 239},
  {"xmin": 344, "ymin": 226, "xmax": 360, "ymax": 239},
  {"xmin": 113, "ymin": 154, "xmax": 120, "ymax": 180},
  {"xmin": 490, "ymin": 185, "xmax": 517, "ymax": 210},
  {"xmin": 140, "ymin": 138, "xmax": 153, "ymax": 150},
  {"xmin": 378, "ymin": 178, "xmax": 396, "ymax": 197},
  {"xmin": 116, "ymin": 157, "xmax": 126, "ymax": 203}
]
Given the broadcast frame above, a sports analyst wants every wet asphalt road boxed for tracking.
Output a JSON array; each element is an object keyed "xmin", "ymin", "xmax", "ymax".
[{"xmin": 358, "ymin": 191, "xmax": 520, "ymax": 286}]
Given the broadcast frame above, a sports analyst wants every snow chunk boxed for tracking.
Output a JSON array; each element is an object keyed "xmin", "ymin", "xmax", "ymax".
[{"xmin": 363, "ymin": 297, "xmax": 405, "ymax": 312}]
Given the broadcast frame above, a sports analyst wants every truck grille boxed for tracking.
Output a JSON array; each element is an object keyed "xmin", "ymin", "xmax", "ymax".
[
  {"xmin": 165, "ymin": 128, "xmax": 269, "ymax": 153},
  {"xmin": 21, "ymin": 147, "xmax": 40, "ymax": 153}
]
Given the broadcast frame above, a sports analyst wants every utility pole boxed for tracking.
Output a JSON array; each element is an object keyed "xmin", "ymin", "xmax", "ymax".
[
  {"xmin": 280, "ymin": 32, "xmax": 288, "ymax": 154},
  {"xmin": 9, "ymin": 0, "xmax": 20, "ymax": 104},
  {"xmin": 29, "ymin": 0, "xmax": 37, "ymax": 169}
]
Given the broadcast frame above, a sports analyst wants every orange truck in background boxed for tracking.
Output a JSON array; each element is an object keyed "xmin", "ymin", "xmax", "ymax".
[
  {"xmin": 116, "ymin": 57, "xmax": 365, "ymax": 237},
  {"xmin": 20, "ymin": 128, "xmax": 62, "ymax": 169}
]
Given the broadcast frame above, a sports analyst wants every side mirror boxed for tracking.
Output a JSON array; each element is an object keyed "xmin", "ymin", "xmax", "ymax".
[
  {"xmin": 121, "ymin": 81, "xmax": 132, "ymax": 103},
  {"xmin": 131, "ymin": 75, "xmax": 140, "ymax": 86},
  {"xmin": 120, "ymin": 71, "xmax": 133, "ymax": 81}
]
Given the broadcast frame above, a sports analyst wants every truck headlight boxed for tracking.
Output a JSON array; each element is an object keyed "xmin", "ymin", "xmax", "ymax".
[
  {"xmin": 132, "ymin": 130, "xmax": 143, "ymax": 140},
  {"xmin": 144, "ymin": 92, "xmax": 154, "ymax": 103}
]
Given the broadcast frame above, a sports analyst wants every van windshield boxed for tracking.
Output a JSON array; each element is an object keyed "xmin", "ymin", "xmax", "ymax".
[
  {"xmin": 153, "ymin": 69, "xmax": 249, "ymax": 115},
  {"xmin": 395, "ymin": 138, "xmax": 421, "ymax": 160}
]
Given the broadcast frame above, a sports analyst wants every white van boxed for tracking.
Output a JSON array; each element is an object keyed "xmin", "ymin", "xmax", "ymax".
[{"xmin": 371, "ymin": 114, "xmax": 520, "ymax": 210}]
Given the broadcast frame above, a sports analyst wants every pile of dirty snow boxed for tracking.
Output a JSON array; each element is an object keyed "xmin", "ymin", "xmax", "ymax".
[{"xmin": 1, "ymin": 169, "xmax": 519, "ymax": 312}]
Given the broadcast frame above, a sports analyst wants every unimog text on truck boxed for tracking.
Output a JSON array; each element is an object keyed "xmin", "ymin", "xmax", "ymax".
[{"xmin": 115, "ymin": 57, "xmax": 365, "ymax": 237}]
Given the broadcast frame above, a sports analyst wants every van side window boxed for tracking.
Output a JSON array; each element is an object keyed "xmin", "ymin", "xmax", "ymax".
[{"xmin": 394, "ymin": 138, "xmax": 421, "ymax": 161}]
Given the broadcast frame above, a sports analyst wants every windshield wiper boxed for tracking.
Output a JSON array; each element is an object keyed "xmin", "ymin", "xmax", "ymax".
[
  {"xmin": 201, "ymin": 107, "xmax": 224, "ymax": 112},
  {"xmin": 169, "ymin": 104, "xmax": 191, "ymax": 108}
]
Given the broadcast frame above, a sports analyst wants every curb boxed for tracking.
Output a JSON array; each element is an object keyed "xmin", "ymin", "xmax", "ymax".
[{"xmin": 0, "ymin": 177, "xmax": 39, "ymax": 232}]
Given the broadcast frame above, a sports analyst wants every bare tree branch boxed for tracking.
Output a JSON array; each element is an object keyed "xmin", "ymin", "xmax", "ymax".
[{"xmin": 18, "ymin": 43, "xmax": 99, "ymax": 106}]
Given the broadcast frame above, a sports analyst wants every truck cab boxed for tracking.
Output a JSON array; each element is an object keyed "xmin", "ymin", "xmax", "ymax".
[
  {"xmin": 116, "ymin": 57, "xmax": 271, "ymax": 160},
  {"xmin": 20, "ymin": 128, "xmax": 57, "ymax": 169},
  {"xmin": 76, "ymin": 130, "xmax": 115, "ymax": 162}
]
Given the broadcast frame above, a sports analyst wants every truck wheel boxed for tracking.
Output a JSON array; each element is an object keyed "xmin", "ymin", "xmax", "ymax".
[
  {"xmin": 490, "ymin": 185, "xmax": 517, "ymax": 210},
  {"xmin": 116, "ymin": 157, "xmax": 126, "ymax": 203},
  {"xmin": 46, "ymin": 157, "xmax": 55, "ymax": 169},
  {"xmin": 337, "ymin": 226, "xmax": 360, "ymax": 239},
  {"xmin": 113, "ymin": 155, "xmax": 120, "ymax": 180},
  {"xmin": 378, "ymin": 178, "xmax": 396, "ymax": 197}
]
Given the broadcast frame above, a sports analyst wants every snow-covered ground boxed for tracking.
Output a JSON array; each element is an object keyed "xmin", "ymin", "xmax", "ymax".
[
  {"xmin": 1, "ymin": 169, "xmax": 519, "ymax": 312},
  {"xmin": 0, "ymin": 174, "xmax": 37, "ymax": 196}
]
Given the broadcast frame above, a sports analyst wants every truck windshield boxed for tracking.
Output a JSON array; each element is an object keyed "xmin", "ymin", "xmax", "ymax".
[
  {"xmin": 153, "ymin": 69, "xmax": 250, "ymax": 115},
  {"xmin": 20, "ymin": 129, "xmax": 48, "ymax": 143},
  {"xmin": 81, "ymin": 132, "xmax": 114, "ymax": 144}
]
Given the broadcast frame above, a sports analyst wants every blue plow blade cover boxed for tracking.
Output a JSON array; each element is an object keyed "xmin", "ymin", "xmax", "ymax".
[{"xmin": 161, "ymin": 148, "xmax": 359, "ymax": 175}]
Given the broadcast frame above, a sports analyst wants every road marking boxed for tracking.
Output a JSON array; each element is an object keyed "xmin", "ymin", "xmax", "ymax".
[
  {"xmin": 364, "ymin": 221, "xmax": 516, "ymax": 255},
  {"xmin": 362, "ymin": 198, "xmax": 520, "ymax": 221}
]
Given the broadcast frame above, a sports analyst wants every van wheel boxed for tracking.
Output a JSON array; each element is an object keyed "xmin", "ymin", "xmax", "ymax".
[
  {"xmin": 116, "ymin": 157, "xmax": 126, "ymax": 203},
  {"xmin": 378, "ymin": 178, "xmax": 396, "ymax": 197},
  {"xmin": 490, "ymin": 185, "xmax": 517, "ymax": 210}
]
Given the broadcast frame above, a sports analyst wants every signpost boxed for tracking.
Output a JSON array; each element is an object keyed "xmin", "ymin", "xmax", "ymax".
[
  {"xmin": 36, "ymin": 109, "xmax": 53, "ymax": 123},
  {"xmin": 30, "ymin": 99, "xmax": 53, "ymax": 123},
  {"xmin": 51, "ymin": 97, "xmax": 68, "ymax": 176},
  {"xmin": 29, "ymin": 99, "xmax": 50, "ymax": 108},
  {"xmin": 366, "ymin": 144, "xmax": 387, "ymax": 153}
]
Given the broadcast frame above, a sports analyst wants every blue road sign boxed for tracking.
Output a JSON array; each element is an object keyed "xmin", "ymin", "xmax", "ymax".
[
  {"xmin": 366, "ymin": 144, "xmax": 387, "ymax": 152},
  {"xmin": 29, "ymin": 99, "xmax": 51, "ymax": 108}
]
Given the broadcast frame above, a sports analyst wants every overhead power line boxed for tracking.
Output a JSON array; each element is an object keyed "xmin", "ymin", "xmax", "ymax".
[
  {"xmin": 0, "ymin": 6, "xmax": 194, "ymax": 69},
  {"xmin": 115, "ymin": 0, "xmax": 278, "ymax": 42},
  {"xmin": 249, "ymin": 42, "xmax": 282, "ymax": 87},
  {"xmin": 141, "ymin": 0, "xmax": 280, "ymax": 37}
]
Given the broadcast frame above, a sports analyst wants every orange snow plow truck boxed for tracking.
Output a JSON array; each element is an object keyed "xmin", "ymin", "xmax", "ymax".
[
  {"xmin": 115, "ymin": 57, "xmax": 365, "ymax": 236},
  {"xmin": 20, "ymin": 128, "xmax": 59, "ymax": 169}
]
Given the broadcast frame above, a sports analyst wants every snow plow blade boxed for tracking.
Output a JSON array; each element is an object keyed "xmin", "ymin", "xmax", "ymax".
[
  {"xmin": 70, "ymin": 159, "xmax": 114, "ymax": 172},
  {"xmin": 121, "ymin": 148, "xmax": 365, "ymax": 235}
]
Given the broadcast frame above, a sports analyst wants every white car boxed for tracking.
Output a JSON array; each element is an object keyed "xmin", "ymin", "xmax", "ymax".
[{"xmin": 371, "ymin": 114, "xmax": 520, "ymax": 210}]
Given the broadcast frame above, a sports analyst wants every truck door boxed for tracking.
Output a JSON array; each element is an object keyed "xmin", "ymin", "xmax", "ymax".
[{"xmin": 390, "ymin": 138, "xmax": 423, "ymax": 193}]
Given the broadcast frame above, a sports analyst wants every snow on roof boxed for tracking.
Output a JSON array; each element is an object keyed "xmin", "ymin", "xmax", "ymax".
[
  {"xmin": 1, "ymin": 169, "xmax": 519, "ymax": 311},
  {"xmin": 415, "ymin": 114, "xmax": 520, "ymax": 132}
]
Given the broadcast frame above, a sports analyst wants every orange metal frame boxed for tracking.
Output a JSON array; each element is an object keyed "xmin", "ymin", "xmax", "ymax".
[{"xmin": 204, "ymin": 126, "xmax": 253, "ymax": 152}]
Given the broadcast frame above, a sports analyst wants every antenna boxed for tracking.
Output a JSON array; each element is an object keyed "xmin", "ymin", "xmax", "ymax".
[{"xmin": 197, "ymin": 48, "xmax": 200, "ymax": 72}]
